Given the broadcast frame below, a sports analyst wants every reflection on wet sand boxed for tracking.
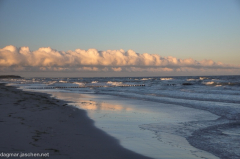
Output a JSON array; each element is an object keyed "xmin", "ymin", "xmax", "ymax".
[
  {"xmin": 77, "ymin": 100, "xmax": 133, "ymax": 111},
  {"xmin": 50, "ymin": 92, "xmax": 133, "ymax": 112}
]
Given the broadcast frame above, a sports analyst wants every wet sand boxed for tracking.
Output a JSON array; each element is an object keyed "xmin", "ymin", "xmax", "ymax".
[
  {"xmin": 48, "ymin": 92, "xmax": 219, "ymax": 159},
  {"xmin": 0, "ymin": 84, "xmax": 152, "ymax": 159}
]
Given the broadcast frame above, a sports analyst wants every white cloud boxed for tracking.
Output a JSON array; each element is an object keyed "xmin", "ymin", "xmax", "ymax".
[
  {"xmin": 111, "ymin": 67, "xmax": 122, "ymax": 72},
  {"xmin": 0, "ymin": 45, "xmax": 239, "ymax": 75}
]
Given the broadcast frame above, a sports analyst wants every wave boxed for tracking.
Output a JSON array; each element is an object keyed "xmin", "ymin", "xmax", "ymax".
[{"xmin": 160, "ymin": 78, "xmax": 173, "ymax": 80}]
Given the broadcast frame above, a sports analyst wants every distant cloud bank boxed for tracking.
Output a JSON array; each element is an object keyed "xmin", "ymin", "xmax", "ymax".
[{"xmin": 0, "ymin": 45, "xmax": 239, "ymax": 76}]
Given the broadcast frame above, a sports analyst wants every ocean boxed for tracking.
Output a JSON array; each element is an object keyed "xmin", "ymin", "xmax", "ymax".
[{"xmin": 2, "ymin": 75, "xmax": 240, "ymax": 159}]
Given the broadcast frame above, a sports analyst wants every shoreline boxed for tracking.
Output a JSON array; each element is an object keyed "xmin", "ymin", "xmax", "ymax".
[
  {"xmin": 48, "ymin": 91, "xmax": 219, "ymax": 159},
  {"xmin": 0, "ymin": 84, "xmax": 152, "ymax": 159},
  {"xmin": 2, "ymin": 82, "xmax": 239, "ymax": 159},
  {"xmin": 47, "ymin": 90, "xmax": 240, "ymax": 159}
]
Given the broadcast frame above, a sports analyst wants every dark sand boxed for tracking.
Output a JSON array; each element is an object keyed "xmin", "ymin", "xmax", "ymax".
[{"xmin": 0, "ymin": 84, "xmax": 152, "ymax": 159}]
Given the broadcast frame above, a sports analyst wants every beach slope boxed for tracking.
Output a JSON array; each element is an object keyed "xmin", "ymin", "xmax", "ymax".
[{"xmin": 0, "ymin": 84, "xmax": 152, "ymax": 159}]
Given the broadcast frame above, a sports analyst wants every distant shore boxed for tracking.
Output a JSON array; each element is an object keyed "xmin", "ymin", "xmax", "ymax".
[
  {"xmin": 0, "ymin": 75, "xmax": 22, "ymax": 79},
  {"xmin": 0, "ymin": 84, "xmax": 152, "ymax": 159}
]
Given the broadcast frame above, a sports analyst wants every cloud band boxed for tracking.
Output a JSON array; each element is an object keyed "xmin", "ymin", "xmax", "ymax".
[{"xmin": 0, "ymin": 45, "xmax": 239, "ymax": 74}]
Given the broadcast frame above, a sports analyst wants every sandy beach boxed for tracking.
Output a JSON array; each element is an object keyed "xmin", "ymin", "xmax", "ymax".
[{"xmin": 0, "ymin": 83, "xmax": 152, "ymax": 159}]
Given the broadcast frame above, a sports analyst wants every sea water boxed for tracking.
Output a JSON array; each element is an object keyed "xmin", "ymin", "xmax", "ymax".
[{"xmin": 2, "ymin": 75, "xmax": 240, "ymax": 159}]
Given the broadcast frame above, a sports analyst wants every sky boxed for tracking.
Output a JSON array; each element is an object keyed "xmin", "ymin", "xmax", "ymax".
[{"xmin": 0, "ymin": 0, "xmax": 240, "ymax": 77}]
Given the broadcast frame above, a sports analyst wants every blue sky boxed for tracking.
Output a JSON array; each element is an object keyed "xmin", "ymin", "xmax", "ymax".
[{"xmin": 0, "ymin": 0, "xmax": 240, "ymax": 77}]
